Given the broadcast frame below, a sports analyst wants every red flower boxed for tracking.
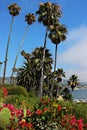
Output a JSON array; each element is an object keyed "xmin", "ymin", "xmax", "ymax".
[
  {"xmin": 19, "ymin": 120, "xmax": 33, "ymax": 129},
  {"xmin": 0, "ymin": 87, "xmax": 8, "ymax": 98},
  {"xmin": 36, "ymin": 109, "xmax": 42, "ymax": 115},
  {"xmin": 57, "ymin": 105, "xmax": 62, "ymax": 112},
  {"xmin": 76, "ymin": 119, "xmax": 84, "ymax": 130},
  {"xmin": 70, "ymin": 115, "xmax": 76, "ymax": 125},
  {"xmin": 43, "ymin": 107, "xmax": 47, "ymax": 111},
  {"xmin": 0, "ymin": 107, "xmax": 3, "ymax": 112},
  {"xmin": 27, "ymin": 123, "xmax": 33, "ymax": 129},
  {"xmin": 43, "ymin": 101, "xmax": 47, "ymax": 104}
]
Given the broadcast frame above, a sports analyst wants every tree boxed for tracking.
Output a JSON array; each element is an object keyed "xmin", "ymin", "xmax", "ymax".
[
  {"xmin": 17, "ymin": 59, "xmax": 36, "ymax": 92},
  {"xmin": 48, "ymin": 22, "xmax": 67, "ymax": 96},
  {"xmin": 68, "ymin": 74, "xmax": 79, "ymax": 91},
  {"xmin": 49, "ymin": 22, "xmax": 67, "ymax": 72},
  {"xmin": 11, "ymin": 13, "xmax": 36, "ymax": 83},
  {"xmin": 54, "ymin": 68, "xmax": 65, "ymax": 83},
  {"xmin": 17, "ymin": 47, "xmax": 53, "ymax": 94},
  {"xmin": 3, "ymin": 3, "xmax": 21, "ymax": 84},
  {"xmin": 36, "ymin": 2, "xmax": 62, "ymax": 97},
  {"xmin": 62, "ymin": 87, "xmax": 73, "ymax": 101}
]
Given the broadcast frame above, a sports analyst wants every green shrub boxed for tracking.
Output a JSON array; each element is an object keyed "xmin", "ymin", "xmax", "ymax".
[
  {"xmin": 7, "ymin": 86, "xmax": 28, "ymax": 97},
  {"xmin": 4, "ymin": 95, "xmax": 28, "ymax": 108},
  {"xmin": 72, "ymin": 102, "xmax": 87, "ymax": 123}
]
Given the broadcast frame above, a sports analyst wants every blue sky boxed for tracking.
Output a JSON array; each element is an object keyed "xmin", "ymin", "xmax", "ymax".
[{"xmin": 0, "ymin": 0, "xmax": 87, "ymax": 82}]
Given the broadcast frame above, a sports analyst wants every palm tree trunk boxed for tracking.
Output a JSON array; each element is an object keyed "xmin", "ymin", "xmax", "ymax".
[
  {"xmin": 39, "ymin": 27, "xmax": 48, "ymax": 98},
  {"xmin": 50, "ymin": 44, "xmax": 58, "ymax": 98},
  {"xmin": 2, "ymin": 16, "xmax": 14, "ymax": 85},
  {"xmin": 10, "ymin": 25, "xmax": 29, "ymax": 83},
  {"xmin": 54, "ymin": 44, "xmax": 58, "ymax": 72}
]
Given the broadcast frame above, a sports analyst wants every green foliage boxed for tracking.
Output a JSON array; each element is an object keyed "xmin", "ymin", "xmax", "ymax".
[
  {"xmin": 62, "ymin": 87, "xmax": 73, "ymax": 101},
  {"xmin": 7, "ymin": 86, "xmax": 28, "ymax": 97},
  {"xmin": 0, "ymin": 108, "xmax": 11, "ymax": 130},
  {"xmin": 68, "ymin": 74, "xmax": 79, "ymax": 91},
  {"xmin": 72, "ymin": 102, "xmax": 87, "ymax": 123},
  {"xmin": 4, "ymin": 95, "xmax": 28, "ymax": 108}
]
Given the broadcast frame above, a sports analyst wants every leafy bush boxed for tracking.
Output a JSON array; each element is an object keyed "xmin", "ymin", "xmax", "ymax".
[
  {"xmin": 72, "ymin": 102, "xmax": 87, "ymax": 123},
  {"xmin": 4, "ymin": 95, "xmax": 28, "ymax": 108},
  {"xmin": 62, "ymin": 87, "xmax": 73, "ymax": 101},
  {"xmin": 7, "ymin": 86, "xmax": 28, "ymax": 97}
]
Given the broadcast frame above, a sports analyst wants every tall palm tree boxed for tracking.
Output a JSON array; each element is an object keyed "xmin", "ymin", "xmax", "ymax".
[
  {"xmin": 49, "ymin": 22, "xmax": 67, "ymax": 72},
  {"xmin": 36, "ymin": 2, "xmax": 62, "ymax": 97},
  {"xmin": 11, "ymin": 13, "xmax": 36, "ymax": 83},
  {"xmin": 32, "ymin": 47, "xmax": 53, "ymax": 97},
  {"xmin": 68, "ymin": 74, "xmax": 79, "ymax": 91},
  {"xmin": 2, "ymin": 3, "xmax": 21, "ymax": 84},
  {"xmin": 48, "ymin": 22, "xmax": 67, "ymax": 96}
]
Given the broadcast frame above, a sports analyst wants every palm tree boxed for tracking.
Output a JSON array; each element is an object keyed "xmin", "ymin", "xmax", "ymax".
[
  {"xmin": 36, "ymin": 2, "xmax": 62, "ymax": 97},
  {"xmin": 11, "ymin": 13, "xmax": 36, "ymax": 83},
  {"xmin": 32, "ymin": 47, "xmax": 53, "ymax": 97},
  {"xmin": 2, "ymin": 3, "xmax": 21, "ymax": 84},
  {"xmin": 17, "ymin": 59, "xmax": 36, "ymax": 92},
  {"xmin": 32, "ymin": 47, "xmax": 53, "ymax": 75},
  {"xmin": 48, "ymin": 22, "xmax": 67, "ymax": 97},
  {"xmin": 49, "ymin": 22, "xmax": 67, "ymax": 72},
  {"xmin": 17, "ymin": 47, "xmax": 53, "ymax": 95},
  {"xmin": 54, "ymin": 68, "xmax": 65, "ymax": 83},
  {"xmin": 68, "ymin": 74, "xmax": 79, "ymax": 91}
]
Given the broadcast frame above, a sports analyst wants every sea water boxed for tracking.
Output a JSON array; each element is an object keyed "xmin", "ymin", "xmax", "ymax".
[{"xmin": 72, "ymin": 89, "xmax": 87, "ymax": 100}]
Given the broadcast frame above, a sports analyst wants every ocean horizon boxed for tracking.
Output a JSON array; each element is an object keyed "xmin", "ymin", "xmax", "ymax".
[{"xmin": 72, "ymin": 89, "xmax": 87, "ymax": 100}]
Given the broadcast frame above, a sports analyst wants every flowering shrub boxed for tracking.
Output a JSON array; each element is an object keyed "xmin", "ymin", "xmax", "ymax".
[
  {"xmin": 61, "ymin": 114, "xmax": 87, "ymax": 130},
  {"xmin": 0, "ymin": 87, "xmax": 87, "ymax": 129},
  {"xmin": 0, "ymin": 101, "xmax": 87, "ymax": 129},
  {"xmin": 2, "ymin": 103, "xmax": 33, "ymax": 130}
]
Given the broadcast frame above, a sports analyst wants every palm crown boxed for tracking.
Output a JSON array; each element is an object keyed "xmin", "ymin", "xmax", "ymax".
[
  {"xmin": 8, "ymin": 3, "xmax": 21, "ymax": 16},
  {"xmin": 36, "ymin": 2, "xmax": 62, "ymax": 26},
  {"xmin": 68, "ymin": 74, "xmax": 79, "ymax": 91},
  {"xmin": 25, "ymin": 13, "xmax": 36, "ymax": 25},
  {"xmin": 48, "ymin": 22, "xmax": 67, "ymax": 44},
  {"xmin": 54, "ymin": 68, "xmax": 65, "ymax": 82}
]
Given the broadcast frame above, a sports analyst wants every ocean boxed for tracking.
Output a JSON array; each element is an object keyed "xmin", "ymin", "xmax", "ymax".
[{"xmin": 72, "ymin": 89, "xmax": 87, "ymax": 100}]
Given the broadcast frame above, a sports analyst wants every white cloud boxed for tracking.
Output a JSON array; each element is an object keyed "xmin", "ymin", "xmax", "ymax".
[{"xmin": 58, "ymin": 25, "xmax": 87, "ymax": 82}]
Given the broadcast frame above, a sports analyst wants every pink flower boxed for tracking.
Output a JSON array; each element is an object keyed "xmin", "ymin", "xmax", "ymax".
[
  {"xmin": 70, "ymin": 115, "xmax": 76, "ymax": 125},
  {"xmin": 76, "ymin": 119, "xmax": 84, "ymax": 130}
]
